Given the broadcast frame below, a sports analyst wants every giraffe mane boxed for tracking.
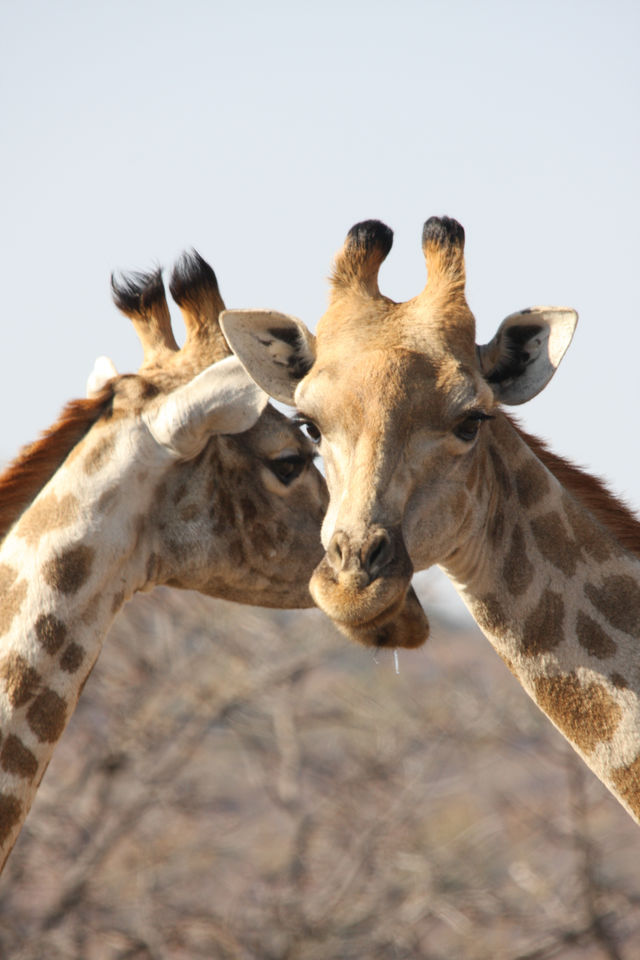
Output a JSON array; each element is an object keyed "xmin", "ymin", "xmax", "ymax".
[
  {"xmin": 0, "ymin": 386, "xmax": 115, "ymax": 542},
  {"xmin": 510, "ymin": 415, "xmax": 640, "ymax": 560}
]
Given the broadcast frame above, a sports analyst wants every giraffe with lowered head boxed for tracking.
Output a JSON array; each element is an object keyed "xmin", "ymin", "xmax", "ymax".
[
  {"xmin": 0, "ymin": 250, "xmax": 327, "ymax": 871},
  {"xmin": 222, "ymin": 217, "xmax": 640, "ymax": 825}
]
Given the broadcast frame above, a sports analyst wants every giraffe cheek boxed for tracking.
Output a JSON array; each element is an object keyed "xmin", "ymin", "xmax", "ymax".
[{"xmin": 403, "ymin": 489, "xmax": 469, "ymax": 570}]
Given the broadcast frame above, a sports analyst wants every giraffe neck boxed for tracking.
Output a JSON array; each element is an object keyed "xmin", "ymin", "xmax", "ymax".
[
  {"xmin": 442, "ymin": 414, "xmax": 640, "ymax": 824},
  {"xmin": 0, "ymin": 422, "xmax": 166, "ymax": 868}
]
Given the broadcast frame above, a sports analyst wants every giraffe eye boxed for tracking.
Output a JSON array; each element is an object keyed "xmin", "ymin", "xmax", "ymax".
[
  {"xmin": 454, "ymin": 412, "xmax": 493, "ymax": 443},
  {"xmin": 267, "ymin": 455, "xmax": 307, "ymax": 486},
  {"xmin": 295, "ymin": 418, "xmax": 321, "ymax": 444}
]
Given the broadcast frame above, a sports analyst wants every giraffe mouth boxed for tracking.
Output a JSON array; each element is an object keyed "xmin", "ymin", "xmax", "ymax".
[
  {"xmin": 329, "ymin": 585, "xmax": 430, "ymax": 649},
  {"xmin": 309, "ymin": 561, "xmax": 429, "ymax": 649}
]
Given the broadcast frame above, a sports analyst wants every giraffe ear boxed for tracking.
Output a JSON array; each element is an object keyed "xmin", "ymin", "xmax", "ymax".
[
  {"xmin": 220, "ymin": 309, "xmax": 316, "ymax": 405},
  {"xmin": 144, "ymin": 355, "xmax": 268, "ymax": 459},
  {"xmin": 477, "ymin": 307, "xmax": 578, "ymax": 405}
]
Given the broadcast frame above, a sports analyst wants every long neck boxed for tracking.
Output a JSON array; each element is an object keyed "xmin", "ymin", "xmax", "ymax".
[
  {"xmin": 0, "ymin": 425, "xmax": 162, "ymax": 869},
  {"xmin": 443, "ymin": 414, "xmax": 640, "ymax": 825}
]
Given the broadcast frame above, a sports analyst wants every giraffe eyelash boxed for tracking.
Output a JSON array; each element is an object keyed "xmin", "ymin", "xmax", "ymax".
[{"xmin": 453, "ymin": 411, "xmax": 494, "ymax": 442}]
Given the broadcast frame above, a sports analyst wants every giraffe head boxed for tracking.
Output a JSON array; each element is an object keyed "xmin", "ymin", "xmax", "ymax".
[
  {"xmin": 2, "ymin": 252, "xmax": 327, "ymax": 609},
  {"xmin": 221, "ymin": 218, "xmax": 577, "ymax": 642}
]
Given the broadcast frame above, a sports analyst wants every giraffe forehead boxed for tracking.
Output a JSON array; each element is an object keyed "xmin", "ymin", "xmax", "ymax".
[
  {"xmin": 317, "ymin": 284, "xmax": 476, "ymax": 355},
  {"xmin": 300, "ymin": 346, "xmax": 487, "ymax": 432}
]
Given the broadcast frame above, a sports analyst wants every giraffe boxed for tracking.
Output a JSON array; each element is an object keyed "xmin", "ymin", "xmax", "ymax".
[
  {"xmin": 0, "ymin": 250, "xmax": 327, "ymax": 871},
  {"xmin": 221, "ymin": 217, "xmax": 640, "ymax": 826}
]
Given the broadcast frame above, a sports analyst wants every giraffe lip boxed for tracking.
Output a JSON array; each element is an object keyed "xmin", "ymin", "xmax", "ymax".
[
  {"xmin": 331, "ymin": 586, "xmax": 430, "ymax": 649},
  {"xmin": 331, "ymin": 588, "xmax": 407, "ymax": 631},
  {"xmin": 309, "ymin": 562, "xmax": 412, "ymax": 627},
  {"xmin": 309, "ymin": 555, "xmax": 429, "ymax": 649}
]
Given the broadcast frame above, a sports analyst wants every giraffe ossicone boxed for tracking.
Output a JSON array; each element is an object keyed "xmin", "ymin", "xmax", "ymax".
[
  {"xmin": 222, "ymin": 216, "xmax": 640, "ymax": 826},
  {"xmin": 0, "ymin": 249, "xmax": 327, "ymax": 871}
]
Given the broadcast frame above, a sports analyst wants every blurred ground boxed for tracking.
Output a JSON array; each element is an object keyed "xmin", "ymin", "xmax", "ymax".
[{"xmin": 1, "ymin": 574, "xmax": 639, "ymax": 959}]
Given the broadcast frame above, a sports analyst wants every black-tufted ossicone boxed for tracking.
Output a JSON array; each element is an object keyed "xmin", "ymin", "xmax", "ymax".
[
  {"xmin": 421, "ymin": 216, "xmax": 465, "ymax": 254},
  {"xmin": 331, "ymin": 220, "xmax": 394, "ymax": 300},
  {"xmin": 345, "ymin": 220, "xmax": 394, "ymax": 258}
]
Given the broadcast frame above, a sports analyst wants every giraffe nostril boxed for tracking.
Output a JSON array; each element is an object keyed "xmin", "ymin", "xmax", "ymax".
[
  {"xmin": 326, "ymin": 528, "xmax": 396, "ymax": 579},
  {"xmin": 327, "ymin": 531, "xmax": 346, "ymax": 572},
  {"xmin": 364, "ymin": 530, "xmax": 394, "ymax": 578}
]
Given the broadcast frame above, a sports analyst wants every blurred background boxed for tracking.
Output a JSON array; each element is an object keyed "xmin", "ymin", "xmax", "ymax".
[
  {"xmin": 2, "ymin": 593, "xmax": 639, "ymax": 958},
  {"xmin": 2, "ymin": 0, "xmax": 640, "ymax": 956}
]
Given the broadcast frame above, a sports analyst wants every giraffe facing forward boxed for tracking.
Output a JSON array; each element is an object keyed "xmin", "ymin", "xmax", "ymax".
[
  {"xmin": 222, "ymin": 217, "xmax": 640, "ymax": 825},
  {"xmin": 0, "ymin": 251, "xmax": 327, "ymax": 871}
]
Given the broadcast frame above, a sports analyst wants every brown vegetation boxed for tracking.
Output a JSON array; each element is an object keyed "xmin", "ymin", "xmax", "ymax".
[{"xmin": 1, "ymin": 578, "xmax": 639, "ymax": 959}]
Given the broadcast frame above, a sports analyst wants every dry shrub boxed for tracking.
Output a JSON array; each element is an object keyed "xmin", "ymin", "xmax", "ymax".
[{"xmin": 1, "ymin": 575, "xmax": 639, "ymax": 959}]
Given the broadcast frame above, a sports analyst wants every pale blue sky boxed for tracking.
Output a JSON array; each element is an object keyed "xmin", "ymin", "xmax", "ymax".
[{"xmin": 2, "ymin": 0, "xmax": 640, "ymax": 510}]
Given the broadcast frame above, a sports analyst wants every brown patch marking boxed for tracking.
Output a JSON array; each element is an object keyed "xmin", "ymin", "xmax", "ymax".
[
  {"xmin": 474, "ymin": 594, "xmax": 508, "ymax": 636},
  {"xmin": 34, "ymin": 613, "xmax": 67, "ymax": 655},
  {"xmin": 563, "ymin": 495, "xmax": 613, "ymax": 563},
  {"xmin": 534, "ymin": 672, "xmax": 622, "ymax": 754},
  {"xmin": 1, "ymin": 735, "xmax": 38, "ymax": 781},
  {"xmin": 488, "ymin": 445, "xmax": 513, "ymax": 500},
  {"xmin": 502, "ymin": 525, "xmax": 533, "ymax": 597},
  {"xmin": 521, "ymin": 589, "xmax": 565, "ymax": 656},
  {"xmin": 611, "ymin": 755, "xmax": 640, "ymax": 817},
  {"xmin": 610, "ymin": 672, "xmax": 628, "ymax": 690},
  {"xmin": 97, "ymin": 485, "xmax": 119, "ymax": 515},
  {"xmin": 27, "ymin": 688, "xmax": 67, "ymax": 743},
  {"xmin": 60, "ymin": 642, "xmax": 85, "ymax": 674},
  {"xmin": 576, "ymin": 611, "xmax": 617, "ymax": 660},
  {"xmin": 80, "ymin": 600, "xmax": 99, "ymax": 626},
  {"xmin": 584, "ymin": 575, "xmax": 640, "ymax": 636},
  {"xmin": 0, "ymin": 793, "xmax": 22, "ymax": 846},
  {"xmin": 82, "ymin": 431, "xmax": 117, "ymax": 474},
  {"xmin": 531, "ymin": 511, "xmax": 579, "ymax": 577},
  {"xmin": 515, "ymin": 460, "xmax": 550, "ymax": 509},
  {"xmin": 0, "ymin": 653, "xmax": 41, "ymax": 707},
  {"xmin": 252, "ymin": 522, "xmax": 273, "ymax": 557},
  {"xmin": 0, "ymin": 564, "xmax": 18, "ymax": 593},
  {"xmin": 112, "ymin": 590, "xmax": 125, "ymax": 613},
  {"xmin": 42, "ymin": 545, "xmax": 94, "ymax": 596},
  {"xmin": 180, "ymin": 504, "xmax": 199, "ymax": 523},
  {"xmin": 15, "ymin": 491, "xmax": 79, "ymax": 545}
]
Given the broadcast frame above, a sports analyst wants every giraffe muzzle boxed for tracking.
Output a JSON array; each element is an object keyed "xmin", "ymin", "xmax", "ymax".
[
  {"xmin": 326, "ymin": 526, "xmax": 396, "ymax": 583},
  {"xmin": 310, "ymin": 526, "xmax": 429, "ymax": 648}
]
